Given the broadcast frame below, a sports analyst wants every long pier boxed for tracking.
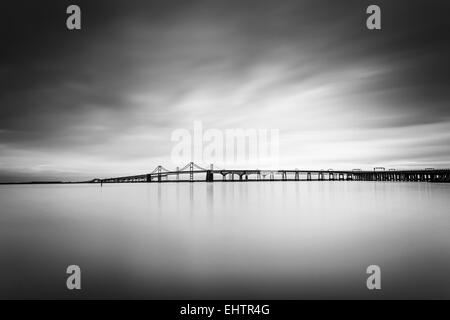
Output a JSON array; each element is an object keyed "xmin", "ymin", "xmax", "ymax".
[{"xmin": 92, "ymin": 162, "xmax": 450, "ymax": 184}]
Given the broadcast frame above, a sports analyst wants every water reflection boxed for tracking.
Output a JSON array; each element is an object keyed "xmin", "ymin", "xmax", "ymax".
[
  {"xmin": 206, "ymin": 183, "xmax": 214, "ymax": 217},
  {"xmin": 0, "ymin": 182, "xmax": 450, "ymax": 299}
]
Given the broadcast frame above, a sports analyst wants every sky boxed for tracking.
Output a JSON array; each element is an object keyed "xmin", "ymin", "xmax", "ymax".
[{"xmin": 0, "ymin": 0, "xmax": 449, "ymax": 182}]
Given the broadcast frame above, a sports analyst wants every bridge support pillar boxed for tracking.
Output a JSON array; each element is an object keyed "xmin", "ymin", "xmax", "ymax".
[
  {"xmin": 307, "ymin": 172, "xmax": 312, "ymax": 181},
  {"xmin": 206, "ymin": 170, "xmax": 214, "ymax": 182}
]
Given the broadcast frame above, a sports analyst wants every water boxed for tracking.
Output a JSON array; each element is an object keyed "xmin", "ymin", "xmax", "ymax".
[{"xmin": 1, "ymin": 182, "xmax": 450, "ymax": 299}]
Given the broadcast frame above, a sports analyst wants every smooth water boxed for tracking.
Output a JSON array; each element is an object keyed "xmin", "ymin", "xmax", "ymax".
[{"xmin": 1, "ymin": 182, "xmax": 450, "ymax": 299}]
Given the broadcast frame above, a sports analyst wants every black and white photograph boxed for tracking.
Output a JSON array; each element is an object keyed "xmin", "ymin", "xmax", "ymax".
[{"xmin": 1, "ymin": 0, "xmax": 450, "ymax": 304}]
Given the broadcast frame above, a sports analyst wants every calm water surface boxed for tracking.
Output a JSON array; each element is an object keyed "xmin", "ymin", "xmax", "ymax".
[{"xmin": 1, "ymin": 182, "xmax": 450, "ymax": 299}]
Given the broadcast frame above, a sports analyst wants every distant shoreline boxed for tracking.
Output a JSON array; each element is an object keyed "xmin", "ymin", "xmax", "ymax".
[{"xmin": 0, "ymin": 181, "xmax": 86, "ymax": 185}]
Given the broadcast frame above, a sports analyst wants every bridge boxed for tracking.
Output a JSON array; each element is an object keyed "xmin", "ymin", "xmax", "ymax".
[{"xmin": 92, "ymin": 163, "xmax": 450, "ymax": 184}]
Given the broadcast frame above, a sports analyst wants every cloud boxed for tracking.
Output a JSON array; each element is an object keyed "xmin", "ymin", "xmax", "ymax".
[{"xmin": 0, "ymin": 0, "xmax": 449, "ymax": 181}]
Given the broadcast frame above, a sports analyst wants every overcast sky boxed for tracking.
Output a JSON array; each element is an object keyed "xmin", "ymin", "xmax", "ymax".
[{"xmin": 1, "ymin": 0, "xmax": 449, "ymax": 181}]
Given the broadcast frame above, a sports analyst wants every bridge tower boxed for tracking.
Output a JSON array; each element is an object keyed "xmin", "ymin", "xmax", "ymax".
[
  {"xmin": 156, "ymin": 165, "xmax": 162, "ymax": 182},
  {"xmin": 189, "ymin": 162, "xmax": 194, "ymax": 182}
]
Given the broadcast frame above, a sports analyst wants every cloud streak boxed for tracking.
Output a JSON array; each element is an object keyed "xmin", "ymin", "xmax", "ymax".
[{"xmin": 0, "ymin": 0, "xmax": 449, "ymax": 181}]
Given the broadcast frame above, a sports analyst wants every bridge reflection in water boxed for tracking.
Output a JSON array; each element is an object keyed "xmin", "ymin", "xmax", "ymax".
[{"xmin": 92, "ymin": 162, "xmax": 450, "ymax": 184}]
